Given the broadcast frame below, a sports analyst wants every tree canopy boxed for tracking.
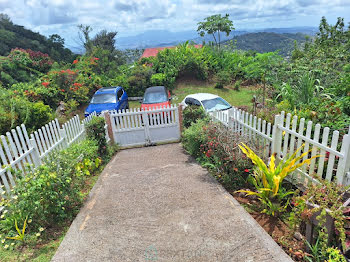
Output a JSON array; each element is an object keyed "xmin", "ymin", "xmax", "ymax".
[{"xmin": 197, "ymin": 14, "xmax": 235, "ymax": 48}]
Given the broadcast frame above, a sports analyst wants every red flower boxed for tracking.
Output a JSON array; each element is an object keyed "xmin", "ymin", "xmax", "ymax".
[
  {"xmin": 72, "ymin": 59, "xmax": 78, "ymax": 64},
  {"xmin": 93, "ymin": 57, "xmax": 99, "ymax": 60},
  {"xmin": 244, "ymin": 169, "xmax": 250, "ymax": 173},
  {"xmin": 42, "ymin": 82, "xmax": 49, "ymax": 87},
  {"xmin": 60, "ymin": 89, "xmax": 65, "ymax": 92},
  {"xmin": 234, "ymin": 168, "xmax": 238, "ymax": 172}
]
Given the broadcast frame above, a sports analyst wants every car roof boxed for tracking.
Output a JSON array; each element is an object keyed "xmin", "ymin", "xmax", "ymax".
[
  {"xmin": 185, "ymin": 93, "xmax": 220, "ymax": 101},
  {"xmin": 144, "ymin": 86, "xmax": 167, "ymax": 94},
  {"xmin": 95, "ymin": 86, "xmax": 122, "ymax": 95}
]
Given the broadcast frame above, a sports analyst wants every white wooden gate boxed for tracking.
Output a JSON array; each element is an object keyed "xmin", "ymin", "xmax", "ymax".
[{"xmin": 109, "ymin": 105, "xmax": 181, "ymax": 148}]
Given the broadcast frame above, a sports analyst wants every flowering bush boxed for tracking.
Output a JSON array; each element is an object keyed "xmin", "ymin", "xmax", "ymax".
[
  {"xmin": 8, "ymin": 48, "xmax": 53, "ymax": 73},
  {"xmin": 0, "ymin": 139, "xmax": 100, "ymax": 248},
  {"xmin": 182, "ymin": 119, "xmax": 256, "ymax": 189}
]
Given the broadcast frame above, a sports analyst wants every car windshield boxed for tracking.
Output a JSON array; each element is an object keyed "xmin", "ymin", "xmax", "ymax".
[
  {"xmin": 201, "ymin": 97, "xmax": 231, "ymax": 112},
  {"xmin": 143, "ymin": 91, "xmax": 168, "ymax": 104},
  {"xmin": 90, "ymin": 93, "xmax": 116, "ymax": 104}
]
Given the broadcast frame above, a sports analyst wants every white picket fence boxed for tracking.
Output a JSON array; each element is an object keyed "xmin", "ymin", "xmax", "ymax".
[
  {"xmin": 0, "ymin": 113, "xmax": 98, "ymax": 195},
  {"xmin": 109, "ymin": 105, "xmax": 180, "ymax": 147},
  {"xmin": 212, "ymin": 108, "xmax": 350, "ymax": 187}
]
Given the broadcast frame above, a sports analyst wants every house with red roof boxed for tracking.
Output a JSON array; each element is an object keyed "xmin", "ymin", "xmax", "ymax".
[{"xmin": 140, "ymin": 45, "xmax": 202, "ymax": 59}]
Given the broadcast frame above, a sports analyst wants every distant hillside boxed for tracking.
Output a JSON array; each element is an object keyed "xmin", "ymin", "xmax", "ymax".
[
  {"xmin": 116, "ymin": 27, "xmax": 316, "ymax": 50},
  {"xmin": 0, "ymin": 15, "xmax": 75, "ymax": 62},
  {"xmin": 225, "ymin": 32, "xmax": 308, "ymax": 56}
]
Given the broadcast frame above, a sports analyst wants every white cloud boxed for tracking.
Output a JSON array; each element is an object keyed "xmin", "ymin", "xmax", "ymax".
[{"xmin": 0, "ymin": 0, "xmax": 349, "ymax": 48}]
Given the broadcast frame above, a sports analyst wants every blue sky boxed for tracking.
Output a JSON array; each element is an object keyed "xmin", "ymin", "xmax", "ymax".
[{"xmin": 1, "ymin": 0, "xmax": 350, "ymax": 49}]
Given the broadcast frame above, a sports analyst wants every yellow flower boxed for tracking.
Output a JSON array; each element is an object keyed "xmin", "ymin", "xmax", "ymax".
[
  {"xmin": 4, "ymin": 244, "xmax": 9, "ymax": 249},
  {"xmin": 0, "ymin": 215, "xmax": 4, "ymax": 219},
  {"xmin": 39, "ymin": 227, "xmax": 44, "ymax": 232},
  {"xmin": 10, "ymin": 243, "xmax": 14, "ymax": 246},
  {"xmin": 1, "ymin": 239, "xmax": 5, "ymax": 243},
  {"xmin": 36, "ymin": 233, "xmax": 40, "ymax": 237},
  {"xmin": 28, "ymin": 219, "xmax": 32, "ymax": 224},
  {"xmin": 3, "ymin": 210, "xmax": 7, "ymax": 214},
  {"xmin": 12, "ymin": 195, "xmax": 18, "ymax": 200}
]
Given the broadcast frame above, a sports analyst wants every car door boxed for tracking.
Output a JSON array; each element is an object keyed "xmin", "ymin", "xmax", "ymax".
[{"xmin": 120, "ymin": 88, "xmax": 129, "ymax": 109}]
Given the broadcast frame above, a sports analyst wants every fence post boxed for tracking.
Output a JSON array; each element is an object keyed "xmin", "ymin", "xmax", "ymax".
[
  {"xmin": 29, "ymin": 135, "xmax": 41, "ymax": 167},
  {"xmin": 178, "ymin": 105, "xmax": 183, "ymax": 134},
  {"xmin": 271, "ymin": 114, "xmax": 283, "ymax": 158},
  {"xmin": 336, "ymin": 134, "xmax": 350, "ymax": 185},
  {"xmin": 104, "ymin": 112, "xmax": 114, "ymax": 144},
  {"xmin": 142, "ymin": 110, "xmax": 151, "ymax": 145}
]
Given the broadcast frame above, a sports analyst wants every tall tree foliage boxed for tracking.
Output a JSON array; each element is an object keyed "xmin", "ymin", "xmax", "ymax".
[
  {"xmin": 197, "ymin": 14, "xmax": 235, "ymax": 48},
  {"xmin": 0, "ymin": 13, "xmax": 75, "ymax": 62}
]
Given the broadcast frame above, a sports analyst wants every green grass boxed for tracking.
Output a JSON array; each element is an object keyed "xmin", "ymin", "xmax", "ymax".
[
  {"xmin": 0, "ymin": 230, "xmax": 66, "ymax": 262},
  {"xmin": 128, "ymin": 81, "xmax": 256, "ymax": 109},
  {"xmin": 172, "ymin": 81, "xmax": 256, "ymax": 107}
]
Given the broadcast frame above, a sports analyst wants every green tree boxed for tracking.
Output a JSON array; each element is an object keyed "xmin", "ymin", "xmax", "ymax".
[{"xmin": 197, "ymin": 14, "xmax": 235, "ymax": 48}]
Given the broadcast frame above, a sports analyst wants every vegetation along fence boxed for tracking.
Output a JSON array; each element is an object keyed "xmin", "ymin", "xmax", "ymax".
[
  {"xmin": 212, "ymin": 108, "xmax": 350, "ymax": 188},
  {"xmin": 0, "ymin": 112, "xmax": 100, "ymax": 195}
]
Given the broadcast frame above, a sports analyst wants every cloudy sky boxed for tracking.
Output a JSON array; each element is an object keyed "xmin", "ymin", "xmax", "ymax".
[{"xmin": 1, "ymin": 0, "xmax": 350, "ymax": 49}]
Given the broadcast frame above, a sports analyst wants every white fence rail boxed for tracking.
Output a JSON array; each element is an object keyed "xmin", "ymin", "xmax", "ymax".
[
  {"xmin": 0, "ymin": 113, "xmax": 99, "ymax": 194},
  {"xmin": 213, "ymin": 107, "xmax": 350, "ymax": 187}
]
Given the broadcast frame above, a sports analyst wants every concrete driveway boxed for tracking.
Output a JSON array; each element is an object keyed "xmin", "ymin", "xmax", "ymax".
[{"xmin": 52, "ymin": 143, "xmax": 292, "ymax": 262}]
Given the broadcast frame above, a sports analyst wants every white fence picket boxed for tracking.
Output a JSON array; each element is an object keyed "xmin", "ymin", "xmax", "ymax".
[
  {"xmin": 0, "ymin": 112, "xmax": 99, "ymax": 194},
  {"xmin": 212, "ymin": 106, "xmax": 350, "ymax": 188}
]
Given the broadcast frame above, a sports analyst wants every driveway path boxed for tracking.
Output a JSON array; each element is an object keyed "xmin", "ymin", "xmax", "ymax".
[{"xmin": 52, "ymin": 143, "xmax": 292, "ymax": 262}]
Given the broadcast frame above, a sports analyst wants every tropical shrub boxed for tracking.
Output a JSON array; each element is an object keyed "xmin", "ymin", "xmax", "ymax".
[
  {"xmin": 182, "ymin": 118, "xmax": 209, "ymax": 157},
  {"xmin": 182, "ymin": 105, "xmax": 207, "ymax": 128},
  {"xmin": 86, "ymin": 116, "xmax": 108, "ymax": 157},
  {"xmin": 126, "ymin": 64, "xmax": 153, "ymax": 96},
  {"xmin": 237, "ymin": 144, "xmax": 319, "ymax": 216},
  {"xmin": 290, "ymin": 179, "xmax": 348, "ymax": 256},
  {"xmin": 182, "ymin": 120, "xmax": 257, "ymax": 189},
  {"xmin": 0, "ymin": 139, "xmax": 101, "ymax": 247},
  {"xmin": 0, "ymin": 87, "xmax": 52, "ymax": 134},
  {"xmin": 150, "ymin": 73, "xmax": 166, "ymax": 86}
]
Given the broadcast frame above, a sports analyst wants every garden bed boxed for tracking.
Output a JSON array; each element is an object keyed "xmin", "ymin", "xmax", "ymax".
[
  {"xmin": 233, "ymin": 192, "xmax": 305, "ymax": 261},
  {"xmin": 181, "ymin": 113, "xmax": 348, "ymax": 262}
]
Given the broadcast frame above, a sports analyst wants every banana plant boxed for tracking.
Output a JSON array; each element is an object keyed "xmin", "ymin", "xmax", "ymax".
[{"xmin": 237, "ymin": 143, "xmax": 320, "ymax": 216}]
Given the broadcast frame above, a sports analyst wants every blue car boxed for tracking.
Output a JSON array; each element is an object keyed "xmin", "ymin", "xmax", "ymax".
[{"xmin": 84, "ymin": 86, "xmax": 129, "ymax": 117}]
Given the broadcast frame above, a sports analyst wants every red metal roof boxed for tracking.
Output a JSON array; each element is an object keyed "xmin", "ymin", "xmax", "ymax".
[{"xmin": 140, "ymin": 45, "xmax": 202, "ymax": 58}]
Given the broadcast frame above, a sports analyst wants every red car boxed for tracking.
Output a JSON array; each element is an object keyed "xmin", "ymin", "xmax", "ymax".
[{"xmin": 141, "ymin": 86, "xmax": 171, "ymax": 110}]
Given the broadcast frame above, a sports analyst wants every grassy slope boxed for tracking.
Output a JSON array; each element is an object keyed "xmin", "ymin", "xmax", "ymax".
[{"xmin": 129, "ymin": 79, "xmax": 256, "ymax": 109}]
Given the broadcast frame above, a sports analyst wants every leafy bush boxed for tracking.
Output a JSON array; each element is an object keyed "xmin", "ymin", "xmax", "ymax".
[
  {"xmin": 126, "ymin": 65, "xmax": 153, "ymax": 96},
  {"xmin": 182, "ymin": 120, "xmax": 256, "ymax": 189},
  {"xmin": 290, "ymin": 179, "xmax": 348, "ymax": 255},
  {"xmin": 182, "ymin": 105, "xmax": 207, "ymax": 128},
  {"xmin": 0, "ymin": 139, "xmax": 101, "ymax": 246},
  {"xmin": 0, "ymin": 87, "xmax": 52, "ymax": 134},
  {"xmin": 150, "ymin": 73, "xmax": 166, "ymax": 86},
  {"xmin": 86, "ymin": 116, "xmax": 108, "ymax": 157}
]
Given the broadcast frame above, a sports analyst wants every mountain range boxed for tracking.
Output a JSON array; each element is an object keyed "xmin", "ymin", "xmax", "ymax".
[{"xmin": 116, "ymin": 26, "xmax": 317, "ymax": 50}]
